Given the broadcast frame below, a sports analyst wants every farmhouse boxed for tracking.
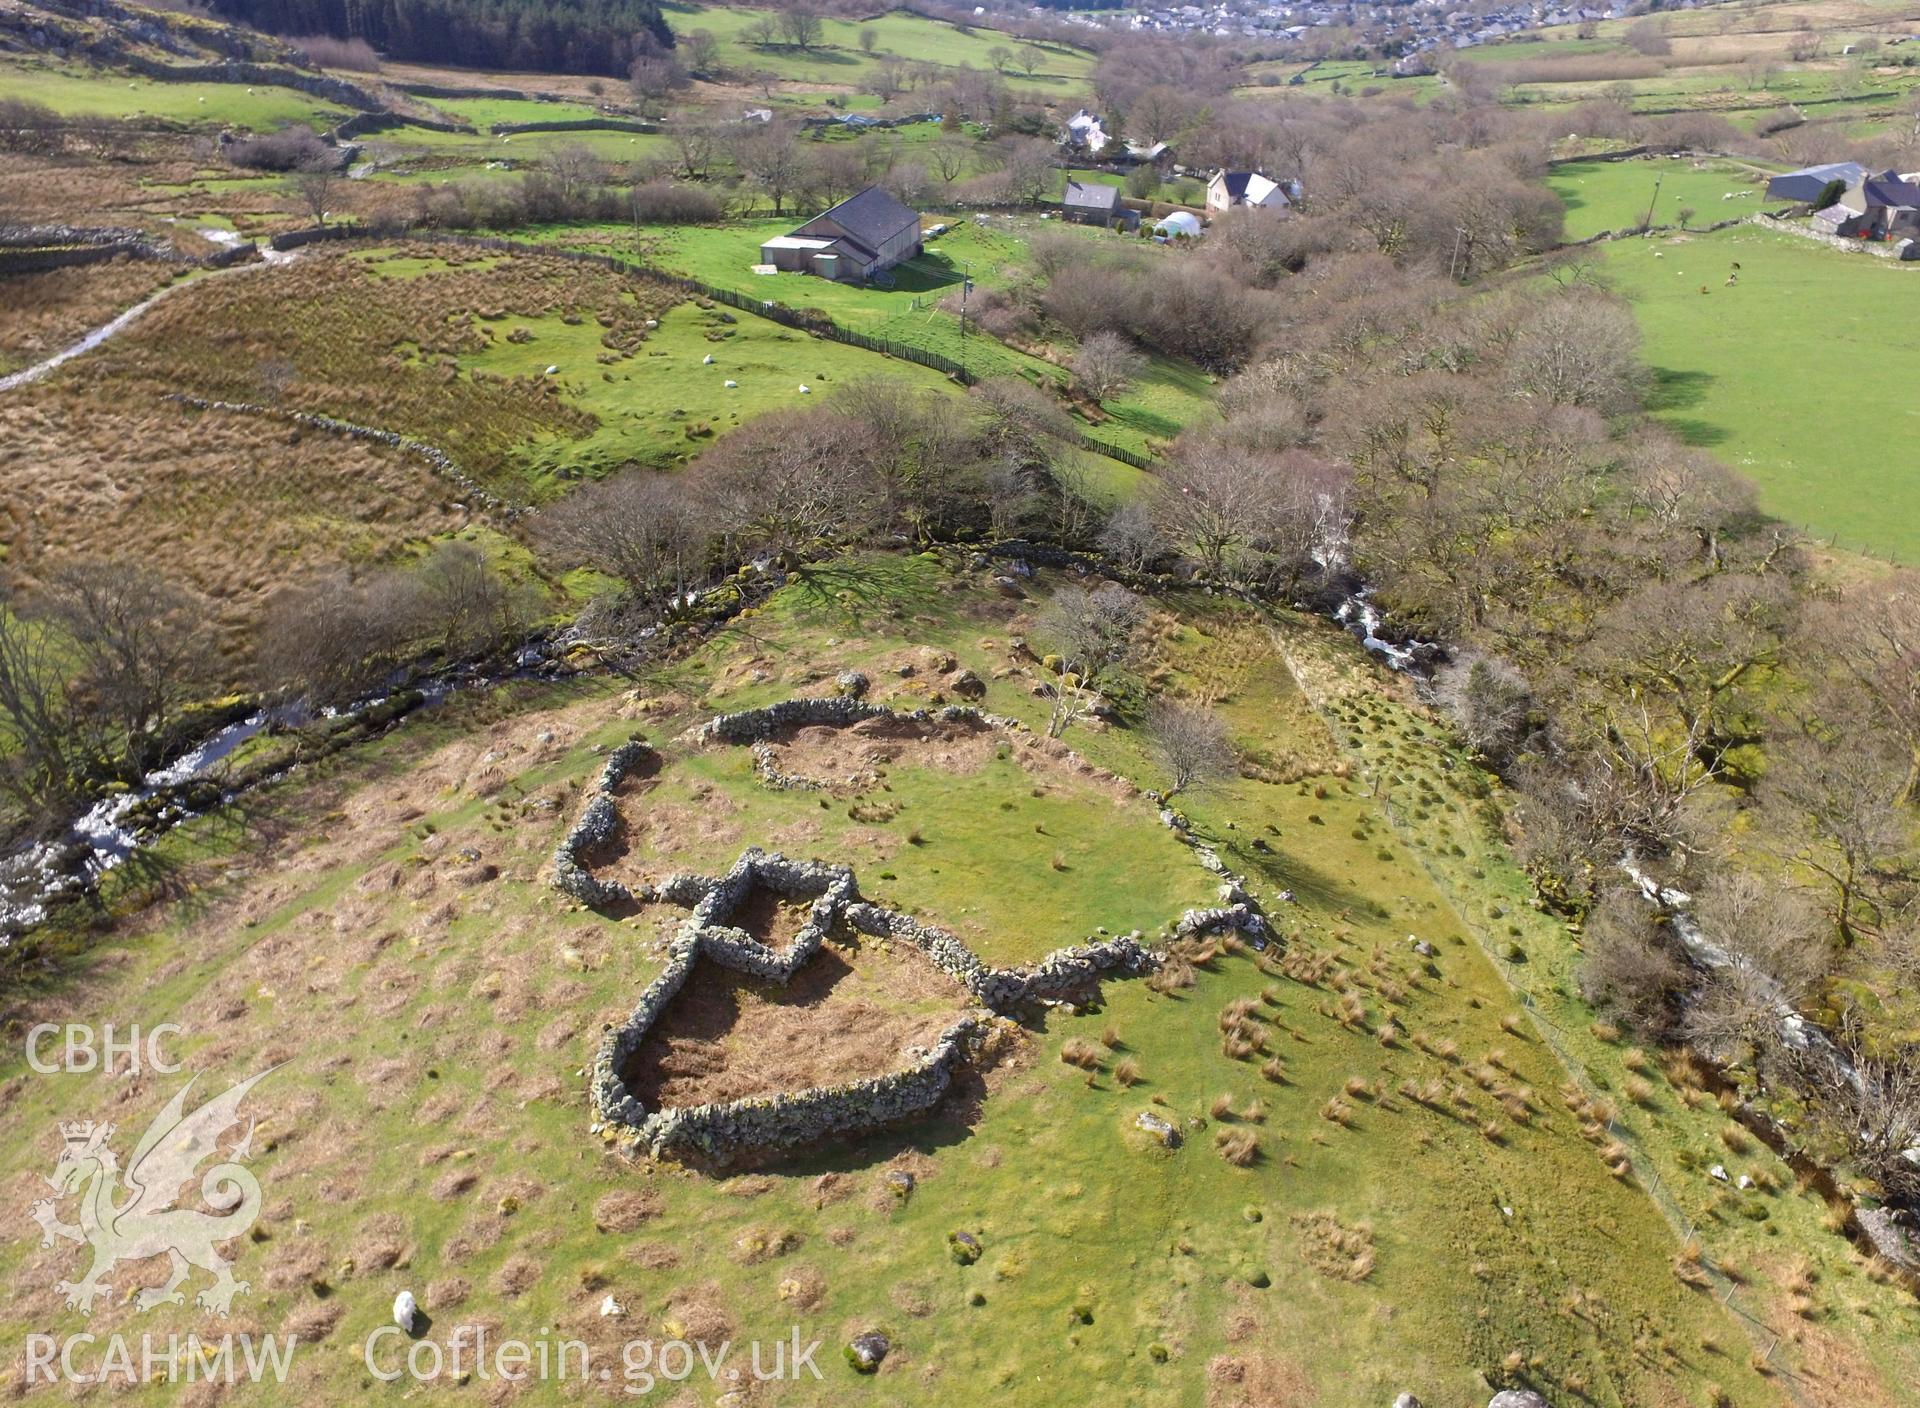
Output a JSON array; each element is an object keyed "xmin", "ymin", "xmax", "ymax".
[
  {"xmin": 1206, "ymin": 169, "xmax": 1294, "ymax": 213},
  {"xmin": 1061, "ymin": 178, "xmax": 1124, "ymax": 226},
  {"xmin": 759, "ymin": 187, "xmax": 923, "ymax": 283},
  {"xmin": 1808, "ymin": 169, "xmax": 1920, "ymax": 240}
]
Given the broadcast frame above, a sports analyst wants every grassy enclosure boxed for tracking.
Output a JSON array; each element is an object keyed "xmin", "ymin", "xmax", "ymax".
[
  {"xmin": 1545, "ymin": 155, "xmax": 1776, "ymax": 240},
  {"xmin": 0, "ymin": 549, "xmax": 1843, "ymax": 1405}
]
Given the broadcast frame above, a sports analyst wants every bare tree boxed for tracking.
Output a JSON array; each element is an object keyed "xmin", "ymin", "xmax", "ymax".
[
  {"xmin": 1507, "ymin": 290, "xmax": 1644, "ymax": 414},
  {"xmin": 927, "ymin": 135, "xmax": 970, "ymax": 186},
  {"xmin": 680, "ymin": 28, "xmax": 722, "ymax": 76},
  {"xmin": 0, "ymin": 606, "xmax": 94, "ymax": 816},
  {"xmin": 666, "ymin": 118, "xmax": 718, "ymax": 181},
  {"xmin": 859, "ymin": 26, "xmax": 879, "ymax": 55},
  {"xmin": 543, "ymin": 142, "xmax": 606, "ymax": 206},
  {"xmin": 1072, "ymin": 331, "xmax": 1145, "ymax": 402},
  {"xmin": 1146, "ymin": 699, "xmax": 1237, "ymax": 797},
  {"xmin": 253, "ymin": 570, "xmax": 416, "ymax": 708},
  {"xmin": 1017, "ymin": 44, "xmax": 1045, "ymax": 78},
  {"xmin": 778, "ymin": 4, "xmax": 824, "ymax": 51},
  {"xmin": 539, "ymin": 471, "xmax": 706, "ymax": 604},
  {"xmin": 730, "ymin": 121, "xmax": 807, "ymax": 215},
  {"xmin": 628, "ymin": 56, "xmax": 689, "ymax": 117},
  {"xmin": 37, "ymin": 560, "xmax": 213, "ymax": 774},
  {"xmin": 1622, "ymin": 18, "xmax": 1671, "ymax": 55},
  {"xmin": 289, "ymin": 158, "xmax": 338, "ymax": 226},
  {"xmin": 988, "ymin": 45, "xmax": 1013, "ymax": 73},
  {"xmin": 1032, "ymin": 583, "xmax": 1145, "ymax": 737},
  {"xmin": 695, "ymin": 409, "xmax": 882, "ymax": 564},
  {"xmin": 414, "ymin": 541, "xmax": 531, "ymax": 659}
]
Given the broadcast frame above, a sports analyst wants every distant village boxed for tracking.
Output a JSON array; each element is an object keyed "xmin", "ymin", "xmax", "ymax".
[{"xmin": 1038, "ymin": 0, "xmax": 1720, "ymax": 60}]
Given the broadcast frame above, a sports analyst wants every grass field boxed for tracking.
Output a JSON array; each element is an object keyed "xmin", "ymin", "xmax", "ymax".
[
  {"xmin": 1546, "ymin": 156, "xmax": 1775, "ymax": 240},
  {"xmin": 0, "ymin": 548, "xmax": 1865, "ymax": 1405},
  {"xmin": 661, "ymin": 3, "xmax": 1096, "ymax": 93},
  {"xmin": 534, "ymin": 217, "xmax": 1216, "ymax": 460},
  {"xmin": 1590, "ymin": 223, "xmax": 1920, "ymax": 560},
  {"xmin": 0, "ymin": 57, "xmax": 350, "ymax": 129}
]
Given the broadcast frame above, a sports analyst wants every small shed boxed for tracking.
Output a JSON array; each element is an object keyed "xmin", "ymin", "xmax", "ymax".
[
  {"xmin": 759, "ymin": 235, "xmax": 835, "ymax": 272},
  {"xmin": 1062, "ymin": 179, "xmax": 1123, "ymax": 227}
]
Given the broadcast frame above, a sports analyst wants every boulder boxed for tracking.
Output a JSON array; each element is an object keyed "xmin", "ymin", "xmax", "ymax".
[
  {"xmin": 1136, "ymin": 1110, "xmax": 1181, "ymax": 1148},
  {"xmin": 846, "ymin": 1331, "xmax": 890, "ymax": 1373},
  {"xmin": 1488, "ymin": 1393, "xmax": 1548, "ymax": 1408},
  {"xmin": 835, "ymin": 670, "xmax": 870, "ymax": 699},
  {"xmin": 950, "ymin": 670, "xmax": 986, "ymax": 700}
]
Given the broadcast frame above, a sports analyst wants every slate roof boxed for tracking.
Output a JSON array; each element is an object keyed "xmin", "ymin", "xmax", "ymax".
[
  {"xmin": 1864, "ymin": 170, "xmax": 1920, "ymax": 209},
  {"xmin": 1063, "ymin": 179, "xmax": 1122, "ymax": 212},
  {"xmin": 798, "ymin": 186, "xmax": 919, "ymax": 260}
]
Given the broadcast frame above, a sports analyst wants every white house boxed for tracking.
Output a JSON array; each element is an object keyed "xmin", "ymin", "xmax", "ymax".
[{"xmin": 1206, "ymin": 170, "xmax": 1293, "ymax": 213}]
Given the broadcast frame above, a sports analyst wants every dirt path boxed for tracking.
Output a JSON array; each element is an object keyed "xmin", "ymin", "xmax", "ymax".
[{"xmin": 0, "ymin": 255, "xmax": 290, "ymax": 394}]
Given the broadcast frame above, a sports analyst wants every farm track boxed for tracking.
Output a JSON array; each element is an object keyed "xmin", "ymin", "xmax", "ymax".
[{"xmin": 0, "ymin": 255, "xmax": 289, "ymax": 394}]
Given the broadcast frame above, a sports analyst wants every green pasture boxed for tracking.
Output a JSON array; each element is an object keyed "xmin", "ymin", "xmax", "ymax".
[
  {"xmin": 1592, "ymin": 224, "xmax": 1920, "ymax": 560},
  {"xmin": 660, "ymin": 2, "xmax": 1096, "ymax": 91},
  {"xmin": 0, "ymin": 57, "xmax": 349, "ymax": 128},
  {"xmin": 1546, "ymin": 156, "xmax": 1773, "ymax": 240},
  {"xmin": 458, "ymin": 294, "xmax": 957, "ymax": 482}
]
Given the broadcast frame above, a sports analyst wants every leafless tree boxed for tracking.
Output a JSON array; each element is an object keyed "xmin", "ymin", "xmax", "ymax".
[
  {"xmin": 289, "ymin": 158, "xmax": 338, "ymax": 226},
  {"xmin": 628, "ymin": 56, "xmax": 689, "ymax": 117},
  {"xmin": 1622, "ymin": 18, "xmax": 1671, "ymax": 55},
  {"xmin": 859, "ymin": 26, "xmax": 879, "ymax": 54},
  {"xmin": 1072, "ymin": 331, "xmax": 1145, "ymax": 402},
  {"xmin": 927, "ymin": 135, "xmax": 970, "ymax": 186},
  {"xmin": 253, "ymin": 569, "xmax": 416, "ymax": 708},
  {"xmin": 37, "ymin": 560, "xmax": 214, "ymax": 774},
  {"xmin": 665, "ymin": 118, "xmax": 719, "ymax": 182},
  {"xmin": 1033, "ymin": 583, "xmax": 1145, "ymax": 737},
  {"xmin": 0, "ymin": 606, "xmax": 94, "ymax": 816},
  {"xmin": 539, "ymin": 471, "xmax": 706, "ymax": 604},
  {"xmin": 778, "ymin": 4, "xmax": 824, "ymax": 51},
  {"xmin": 730, "ymin": 121, "xmax": 807, "ymax": 215},
  {"xmin": 680, "ymin": 28, "xmax": 722, "ymax": 76},
  {"xmin": 1432, "ymin": 654, "xmax": 1536, "ymax": 767},
  {"xmin": 543, "ymin": 142, "xmax": 607, "ymax": 206},
  {"xmin": 414, "ymin": 541, "xmax": 531, "ymax": 659},
  {"xmin": 1576, "ymin": 884, "xmax": 1691, "ymax": 1037},
  {"xmin": 1507, "ymin": 290, "xmax": 1644, "ymax": 414},
  {"xmin": 1146, "ymin": 699, "xmax": 1236, "ymax": 796},
  {"xmin": 1683, "ymin": 872, "xmax": 1829, "ymax": 1071},
  {"xmin": 1017, "ymin": 44, "xmax": 1045, "ymax": 78},
  {"xmin": 695, "ymin": 410, "xmax": 882, "ymax": 564}
]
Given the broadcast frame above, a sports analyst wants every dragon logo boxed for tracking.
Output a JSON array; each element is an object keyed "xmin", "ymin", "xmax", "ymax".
[{"xmin": 28, "ymin": 1067, "xmax": 274, "ymax": 1317}]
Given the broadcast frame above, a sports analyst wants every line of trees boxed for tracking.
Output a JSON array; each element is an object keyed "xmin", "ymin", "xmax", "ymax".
[{"xmin": 203, "ymin": 0, "xmax": 674, "ymax": 77}]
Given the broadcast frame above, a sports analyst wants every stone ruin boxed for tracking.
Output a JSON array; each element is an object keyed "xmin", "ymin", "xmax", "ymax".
[
  {"xmin": 583, "ymin": 845, "xmax": 1161, "ymax": 1164},
  {"xmin": 554, "ymin": 697, "xmax": 1279, "ymax": 1164}
]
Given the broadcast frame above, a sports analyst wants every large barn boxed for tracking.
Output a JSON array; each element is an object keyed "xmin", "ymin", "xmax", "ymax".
[{"xmin": 759, "ymin": 187, "xmax": 923, "ymax": 283}]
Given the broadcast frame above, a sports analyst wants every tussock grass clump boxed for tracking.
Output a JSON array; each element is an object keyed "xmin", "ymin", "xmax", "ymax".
[
  {"xmin": 1210, "ymin": 1092, "xmax": 1237, "ymax": 1121},
  {"xmin": 1624, "ymin": 1075, "xmax": 1655, "ymax": 1107},
  {"xmin": 1114, "ymin": 1057, "xmax": 1141, "ymax": 1087},
  {"xmin": 1215, "ymin": 1128, "xmax": 1259, "ymax": 1166},
  {"xmin": 1059, "ymin": 1038, "xmax": 1102, "ymax": 1071},
  {"xmin": 1719, "ymin": 1122, "xmax": 1752, "ymax": 1155},
  {"xmin": 1259, "ymin": 1057, "xmax": 1287, "ymax": 1084},
  {"xmin": 1291, "ymin": 1211, "xmax": 1374, "ymax": 1282}
]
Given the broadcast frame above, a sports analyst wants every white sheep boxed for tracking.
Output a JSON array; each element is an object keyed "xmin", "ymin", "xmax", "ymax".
[
  {"xmin": 724, "ymin": 379, "xmax": 738, "ymax": 388},
  {"xmin": 703, "ymin": 353, "xmax": 714, "ymax": 364},
  {"xmin": 798, "ymin": 384, "xmax": 811, "ymax": 394},
  {"xmin": 544, "ymin": 365, "xmax": 559, "ymax": 375}
]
